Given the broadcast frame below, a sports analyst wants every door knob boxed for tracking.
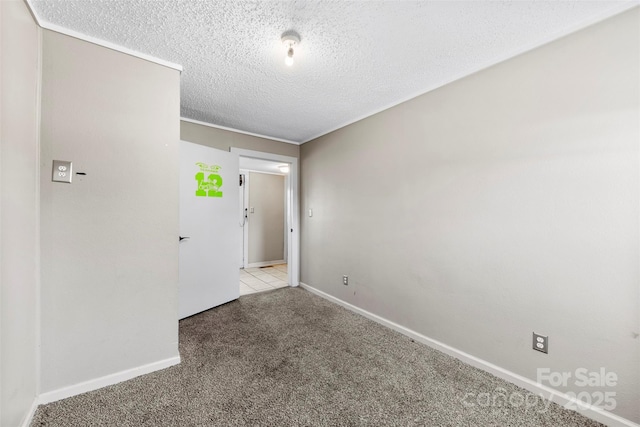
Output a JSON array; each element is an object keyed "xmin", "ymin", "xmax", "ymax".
[{"xmin": 179, "ymin": 236, "xmax": 190, "ymax": 242}]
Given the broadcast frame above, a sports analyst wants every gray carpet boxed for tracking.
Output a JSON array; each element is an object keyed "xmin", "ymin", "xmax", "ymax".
[{"xmin": 32, "ymin": 287, "xmax": 601, "ymax": 426}]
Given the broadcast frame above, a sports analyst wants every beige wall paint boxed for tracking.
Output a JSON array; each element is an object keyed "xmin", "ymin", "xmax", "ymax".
[
  {"xmin": 0, "ymin": 0, "xmax": 40, "ymax": 425},
  {"xmin": 181, "ymin": 120, "xmax": 299, "ymax": 158},
  {"xmin": 40, "ymin": 31, "xmax": 181, "ymax": 393},
  {"xmin": 248, "ymin": 172, "xmax": 285, "ymax": 265},
  {"xmin": 301, "ymin": 8, "xmax": 639, "ymax": 423}
]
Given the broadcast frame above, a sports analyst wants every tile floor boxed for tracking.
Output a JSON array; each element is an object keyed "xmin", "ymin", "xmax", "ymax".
[{"xmin": 239, "ymin": 264, "xmax": 289, "ymax": 295}]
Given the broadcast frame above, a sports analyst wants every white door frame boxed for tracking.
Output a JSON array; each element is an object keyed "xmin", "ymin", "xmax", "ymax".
[{"xmin": 231, "ymin": 148, "xmax": 300, "ymax": 287}]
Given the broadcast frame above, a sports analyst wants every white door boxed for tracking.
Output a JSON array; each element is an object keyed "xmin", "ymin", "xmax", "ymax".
[{"xmin": 179, "ymin": 141, "xmax": 239, "ymax": 319}]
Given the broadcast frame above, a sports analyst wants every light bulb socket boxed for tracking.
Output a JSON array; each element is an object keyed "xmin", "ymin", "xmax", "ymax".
[
  {"xmin": 282, "ymin": 31, "xmax": 300, "ymax": 67},
  {"xmin": 281, "ymin": 31, "xmax": 301, "ymax": 47}
]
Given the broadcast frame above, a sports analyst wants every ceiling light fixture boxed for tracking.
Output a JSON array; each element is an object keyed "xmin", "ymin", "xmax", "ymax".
[
  {"xmin": 278, "ymin": 165, "xmax": 290, "ymax": 174},
  {"xmin": 281, "ymin": 31, "xmax": 300, "ymax": 67}
]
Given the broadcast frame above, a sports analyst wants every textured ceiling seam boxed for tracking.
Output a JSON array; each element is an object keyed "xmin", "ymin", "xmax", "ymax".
[
  {"xmin": 300, "ymin": 0, "xmax": 640, "ymax": 144},
  {"xmin": 180, "ymin": 117, "xmax": 301, "ymax": 146},
  {"xmin": 23, "ymin": 0, "xmax": 183, "ymax": 72}
]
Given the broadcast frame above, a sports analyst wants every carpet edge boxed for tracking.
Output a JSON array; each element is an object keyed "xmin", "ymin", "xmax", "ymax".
[{"xmin": 299, "ymin": 282, "xmax": 638, "ymax": 427}]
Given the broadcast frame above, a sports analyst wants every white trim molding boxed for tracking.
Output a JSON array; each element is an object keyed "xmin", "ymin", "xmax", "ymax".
[
  {"xmin": 181, "ymin": 117, "xmax": 301, "ymax": 146},
  {"xmin": 23, "ymin": 0, "xmax": 182, "ymax": 72},
  {"xmin": 38, "ymin": 356, "xmax": 180, "ymax": 405},
  {"xmin": 299, "ymin": 282, "xmax": 639, "ymax": 427},
  {"xmin": 19, "ymin": 399, "xmax": 39, "ymax": 427}
]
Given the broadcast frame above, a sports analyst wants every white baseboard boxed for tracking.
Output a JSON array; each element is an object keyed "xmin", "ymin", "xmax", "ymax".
[
  {"xmin": 245, "ymin": 260, "xmax": 286, "ymax": 269},
  {"xmin": 299, "ymin": 282, "xmax": 639, "ymax": 427},
  {"xmin": 19, "ymin": 398, "xmax": 38, "ymax": 427},
  {"xmin": 38, "ymin": 355, "xmax": 181, "ymax": 405}
]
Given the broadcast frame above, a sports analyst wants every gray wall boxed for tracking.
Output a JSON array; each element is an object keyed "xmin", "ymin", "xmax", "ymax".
[
  {"xmin": 248, "ymin": 172, "xmax": 285, "ymax": 264},
  {"xmin": 300, "ymin": 9, "xmax": 639, "ymax": 423},
  {"xmin": 40, "ymin": 31, "xmax": 181, "ymax": 393},
  {"xmin": 0, "ymin": 0, "xmax": 40, "ymax": 424},
  {"xmin": 181, "ymin": 120, "xmax": 299, "ymax": 158}
]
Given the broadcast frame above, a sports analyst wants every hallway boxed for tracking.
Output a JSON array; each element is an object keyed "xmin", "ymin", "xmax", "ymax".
[{"xmin": 239, "ymin": 264, "xmax": 289, "ymax": 295}]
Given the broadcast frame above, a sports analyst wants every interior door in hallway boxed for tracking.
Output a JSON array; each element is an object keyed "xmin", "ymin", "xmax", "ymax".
[{"xmin": 179, "ymin": 141, "xmax": 239, "ymax": 319}]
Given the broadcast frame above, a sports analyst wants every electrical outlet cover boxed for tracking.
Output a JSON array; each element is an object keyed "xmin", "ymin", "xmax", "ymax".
[
  {"xmin": 533, "ymin": 332, "xmax": 548, "ymax": 354},
  {"xmin": 52, "ymin": 160, "xmax": 72, "ymax": 183}
]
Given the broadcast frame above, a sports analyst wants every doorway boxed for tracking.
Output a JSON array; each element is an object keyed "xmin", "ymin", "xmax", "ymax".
[
  {"xmin": 231, "ymin": 148, "xmax": 300, "ymax": 289},
  {"xmin": 239, "ymin": 264, "xmax": 289, "ymax": 295},
  {"xmin": 241, "ymin": 168, "xmax": 287, "ymax": 267}
]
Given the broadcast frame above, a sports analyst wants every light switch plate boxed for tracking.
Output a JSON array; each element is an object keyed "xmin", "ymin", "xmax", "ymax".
[{"xmin": 52, "ymin": 160, "xmax": 72, "ymax": 183}]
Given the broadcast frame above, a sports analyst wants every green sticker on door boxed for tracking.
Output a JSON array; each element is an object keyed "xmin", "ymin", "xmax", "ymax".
[{"xmin": 195, "ymin": 162, "xmax": 223, "ymax": 198}]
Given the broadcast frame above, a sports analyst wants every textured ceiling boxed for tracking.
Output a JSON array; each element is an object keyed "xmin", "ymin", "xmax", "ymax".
[{"xmin": 30, "ymin": 0, "xmax": 637, "ymax": 144}]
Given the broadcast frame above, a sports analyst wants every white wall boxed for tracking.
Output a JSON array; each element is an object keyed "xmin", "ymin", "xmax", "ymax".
[
  {"xmin": 39, "ymin": 30, "xmax": 181, "ymax": 393},
  {"xmin": 0, "ymin": 0, "xmax": 40, "ymax": 425},
  {"xmin": 300, "ymin": 8, "xmax": 639, "ymax": 423}
]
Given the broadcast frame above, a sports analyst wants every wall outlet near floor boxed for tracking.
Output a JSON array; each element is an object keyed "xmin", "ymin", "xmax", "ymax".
[
  {"xmin": 533, "ymin": 332, "xmax": 548, "ymax": 354},
  {"xmin": 343, "ymin": 275, "xmax": 348, "ymax": 286}
]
